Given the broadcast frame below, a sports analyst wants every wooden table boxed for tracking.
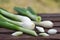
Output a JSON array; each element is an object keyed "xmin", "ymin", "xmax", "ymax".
[{"xmin": 0, "ymin": 14, "xmax": 60, "ymax": 40}]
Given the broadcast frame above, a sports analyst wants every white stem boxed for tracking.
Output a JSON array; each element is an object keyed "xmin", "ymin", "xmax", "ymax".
[
  {"xmin": 11, "ymin": 31, "xmax": 23, "ymax": 36},
  {"xmin": 36, "ymin": 26, "xmax": 45, "ymax": 32},
  {"xmin": 0, "ymin": 9, "xmax": 32, "ymax": 22},
  {"xmin": 4, "ymin": 17, "xmax": 35, "ymax": 30},
  {"xmin": 0, "ymin": 10, "xmax": 35, "ymax": 29},
  {"xmin": 15, "ymin": 15, "xmax": 32, "ymax": 22},
  {"xmin": 6, "ymin": 19, "xmax": 35, "ymax": 30},
  {"xmin": 33, "ymin": 21, "xmax": 53, "ymax": 28},
  {"xmin": 39, "ymin": 33, "xmax": 49, "ymax": 37},
  {"xmin": 21, "ymin": 21, "xmax": 35, "ymax": 30}
]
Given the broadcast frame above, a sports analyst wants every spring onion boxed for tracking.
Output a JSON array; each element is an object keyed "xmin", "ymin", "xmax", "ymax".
[
  {"xmin": 14, "ymin": 7, "xmax": 41, "ymax": 22},
  {"xmin": 27, "ymin": 6, "xmax": 36, "ymax": 15},
  {"xmin": 39, "ymin": 33, "xmax": 49, "ymax": 37},
  {"xmin": 34, "ymin": 21, "xmax": 54, "ymax": 28},
  {"xmin": 36, "ymin": 26, "xmax": 45, "ymax": 33},
  {"xmin": 0, "ymin": 14, "xmax": 35, "ymax": 30},
  {"xmin": 11, "ymin": 31, "xmax": 23, "ymax": 36},
  {"xmin": 0, "ymin": 21, "xmax": 38, "ymax": 36},
  {"xmin": 47, "ymin": 29, "xmax": 57, "ymax": 34},
  {"xmin": 0, "ymin": 9, "xmax": 32, "ymax": 22}
]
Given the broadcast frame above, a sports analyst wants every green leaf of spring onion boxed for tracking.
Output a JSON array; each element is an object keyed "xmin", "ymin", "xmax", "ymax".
[
  {"xmin": 11, "ymin": 31, "xmax": 23, "ymax": 36},
  {"xmin": 0, "ymin": 14, "xmax": 35, "ymax": 30},
  {"xmin": 0, "ymin": 9, "xmax": 33, "ymax": 22},
  {"xmin": 14, "ymin": 7, "xmax": 41, "ymax": 22},
  {"xmin": 27, "ymin": 6, "xmax": 36, "ymax": 15},
  {"xmin": 0, "ymin": 21, "xmax": 38, "ymax": 36}
]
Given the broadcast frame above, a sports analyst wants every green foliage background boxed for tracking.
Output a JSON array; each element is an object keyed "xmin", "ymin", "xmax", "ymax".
[{"xmin": 0, "ymin": 0, "xmax": 60, "ymax": 13}]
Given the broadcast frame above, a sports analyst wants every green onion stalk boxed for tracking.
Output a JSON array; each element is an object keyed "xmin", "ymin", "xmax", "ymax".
[
  {"xmin": 27, "ymin": 6, "xmax": 36, "ymax": 15},
  {"xmin": 0, "ymin": 20, "xmax": 38, "ymax": 36},
  {"xmin": 0, "ymin": 9, "xmax": 32, "ymax": 22},
  {"xmin": 0, "ymin": 14, "xmax": 35, "ymax": 30},
  {"xmin": 14, "ymin": 7, "xmax": 41, "ymax": 22}
]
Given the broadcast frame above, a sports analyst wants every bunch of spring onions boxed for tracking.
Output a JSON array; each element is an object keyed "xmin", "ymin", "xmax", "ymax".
[
  {"xmin": 0, "ymin": 14, "xmax": 35, "ymax": 30},
  {"xmin": 0, "ymin": 9, "xmax": 35, "ymax": 30},
  {"xmin": 14, "ymin": 7, "xmax": 54, "ymax": 28},
  {"xmin": 0, "ymin": 9, "xmax": 37, "ymax": 36},
  {"xmin": 14, "ymin": 7, "xmax": 41, "ymax": 22},
  {"xmin": 13, "ymin": 7, "xmax": 55, "ymax": 37},
  {"xmin": 0, "ymin": 20, "xmax": 37, "ymax": 36},
  {"xmin": 0, "ymin": 7, "xmax": 54, "ymax": 37}
]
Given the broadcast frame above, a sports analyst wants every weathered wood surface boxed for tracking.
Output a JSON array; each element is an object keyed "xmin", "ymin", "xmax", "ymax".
[{"xmin": 0, "ymin": 14, "xmax": 60, "ymax": 40}]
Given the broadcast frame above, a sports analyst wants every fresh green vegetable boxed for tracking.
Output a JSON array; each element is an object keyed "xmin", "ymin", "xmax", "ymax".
[
  {"xmin": 11, "ymin": 31, "xmax": 23, "ymax": 36},
  {"xmin": 39, "ymin": 33, "xmax": 49, "ymax": 37},
  {"xmin": 14, "ymin": 7, "xmax": 41, "ymax": 22},
  {"xmin": 36, "ymin": 26, "xmax": 45, "ymax": 33},
  {"xmin": 0, "ymin": 14, "xmax": 35, "ymax": 29},
  {"xmin": 27, "ymin": 6, "xmax": 36, "ymax": 15},
  {"xmin": 0, "ymin": 9, "xmax": 19, "ymax": 21},
  {"xmin": 0, "ymin": 9, "xmax": 32, "ymax": 22},
  {"xmin": 33, "ymin": 21, "xmax": 53, "ymax": 28},
  {"xmin": 47, "ymin": 29, "xmax": 57, "ymax": 34},
  {"xmin": 0, "ymin": 21, "xmax": 38, "ymax": 36},
  {"xmin": 0, "ymin": 8, "xmax": 8, "ymax": 11}
]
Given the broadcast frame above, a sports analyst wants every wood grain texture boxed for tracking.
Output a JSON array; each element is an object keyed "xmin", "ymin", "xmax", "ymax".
[
  {"xmin": 39, "ymin": 14, "xmax": 60, "ymax": 21},
  {"xmin": 0, "ymin": 14, "xmax": 60, "ymax": 40}
]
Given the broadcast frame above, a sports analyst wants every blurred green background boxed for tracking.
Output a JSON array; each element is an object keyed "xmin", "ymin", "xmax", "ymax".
[{"xmin": 0, "ymin": 0, "xmax": 60, "ymax": 14}]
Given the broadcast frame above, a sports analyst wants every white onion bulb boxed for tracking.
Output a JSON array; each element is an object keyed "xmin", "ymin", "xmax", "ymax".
[
  {"xmin": 47, "ymin": 29, "xmax": 57, "ymax": 34},
  {"xmin": 11, "ymin": 31, "xmax": 23, "ymax": 36},
  {"xmin": 21, "ymin": 21, "xmax": 35, "ymax": 30},
  {"xmin": 39, "ymin": 21, "xmax": 54, "ymax": 28},
  {"xmin": 36, "ymin": 26, "xmax": 45, "ymax": 32},
  {"xmin": 16, "ymin": 15, "xmax": 31, "ymax": 22},
  {"xmin": 39, "ymin": 33, "xmax": 49, "ymax": 37}
]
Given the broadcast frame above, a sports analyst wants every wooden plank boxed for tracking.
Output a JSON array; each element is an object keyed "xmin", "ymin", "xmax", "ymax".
[
  {"xmin": 0, "ymin": 27, "xmax": 60, "ymax": 34},
  {"xmin": 0, "ymin": 22, "xmax": 60, "ymax": 33},
  {"xmin": 54, "ymin": 22, "xmax": 60, "ymax": 27},
  {"xmin": 45, "ymin": 27, "xmax": 60, "ymax": 33},
  {"xmin": 0, "ymin": 28, "xmax": 15, "ymax": 34},
  {"xmin": 0, "ymin": 14, "xmax": 60, "ymax": 40},
  {"xmin": 0, "ymin": 34, "xmax": 60, "ymax": 40},
  {"xmin": 42, "ymin": 18, "xmax": 60, "ymax": 22},
  {"xmin": 39, "ymin": 14, "xmax": 60, "ymax": 22},
  {"xmin": 37, "ymin": 34, "xmax": 60, "ymax": 39},
  {"xmin": 38, "ymin": 14, "xmax": 60, "ymax": 17}
]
